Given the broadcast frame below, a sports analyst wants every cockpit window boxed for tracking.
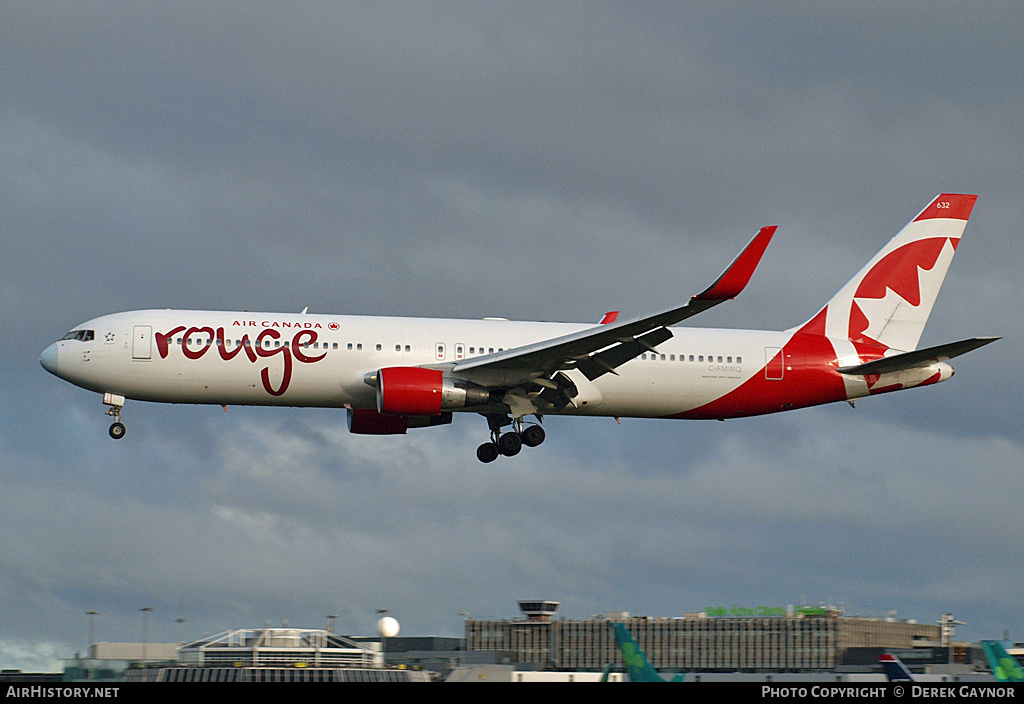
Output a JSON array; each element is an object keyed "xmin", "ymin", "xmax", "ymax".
[{"xmin": 61, "ymin": 330, "xmax": 95, "ymax": 342}]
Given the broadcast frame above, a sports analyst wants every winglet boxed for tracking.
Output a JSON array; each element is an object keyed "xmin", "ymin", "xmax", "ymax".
[
  {"xmin": 693, "ymin": 226, "xmax": 776, "ymax": 301},
  {"xmin": 599, "ymin": 311, "xmax": 619, "ymax": 325}
]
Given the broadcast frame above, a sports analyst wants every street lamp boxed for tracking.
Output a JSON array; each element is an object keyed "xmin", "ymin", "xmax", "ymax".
[{"xmin": 140, "ymin": 607, "xmax": 154, "ymax": 666}]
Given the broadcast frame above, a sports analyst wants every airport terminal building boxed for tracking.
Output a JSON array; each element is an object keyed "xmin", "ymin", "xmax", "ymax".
[
  {"xmin": 118, "ymin": 628, "xmax": 431, "ymax": 682},
  {"xmin": 466, "ymin": 602, "xmax": 962, "ymax": 674},
  {"xmin": 57, "ymin": 603, "xmax": 996, "ymax": 682}
]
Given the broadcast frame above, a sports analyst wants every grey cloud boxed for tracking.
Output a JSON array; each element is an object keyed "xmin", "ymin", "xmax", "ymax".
[{"xmin": 2, "ymin": 2, "xmax": 1021, "ymax": 669}]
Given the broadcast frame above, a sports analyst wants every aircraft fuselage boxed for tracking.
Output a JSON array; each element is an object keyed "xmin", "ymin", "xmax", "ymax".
[{"xmin": 40, "ymin": 308, "xmax": 949, "ymax": 420}]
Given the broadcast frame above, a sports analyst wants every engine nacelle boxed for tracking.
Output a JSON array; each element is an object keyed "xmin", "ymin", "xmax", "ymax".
[
  {"xmin": 347, "ymin": 407, "xmax": 409, "ymax": 434},
  {"xmin": 347, "ymin": 408, "xmax": 453, "ymax": 435},
  {"xmin": 376, "ymin": 367, "xmax": 491, "ymax": 415}
]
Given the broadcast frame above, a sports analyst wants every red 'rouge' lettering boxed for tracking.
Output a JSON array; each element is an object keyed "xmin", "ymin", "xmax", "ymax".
[
  {"xmin": 254, "ymin": 329, "xmax": 291, "ymax": 396},
  {"xmin": 156, "ymin": 326, "xmax": 186, "ymax": 358},
  {"xmin": 216, "ymin": 328, "xmax": 257, "ymax": 363},
  {"xmin": 182, "ymin": 327, "xmax": 215, "ymax": 360},
  {"xmin": 156, "ymin": 324, "xmax": 327, "ymax": 397},
  {"xmin": 292, "ymin": 329, "xmax": 327, "ymax": 364}
]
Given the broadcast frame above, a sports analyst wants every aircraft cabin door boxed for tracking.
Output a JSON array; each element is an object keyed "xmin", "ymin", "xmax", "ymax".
[
  {"xmin": 133, "ymin": 325, "xmax": 153, "ymax": 360},
  {"xmin": 764, "ymin": 346, "xmax": 783, "ymax": 380}
]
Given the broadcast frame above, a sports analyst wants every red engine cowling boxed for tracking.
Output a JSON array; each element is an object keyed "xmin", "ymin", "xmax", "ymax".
[
  {"xmin": 377, "ymin": 367, "xmax": 444, "ymax": 415},
  {"xmin": 376, "ymin": 367, "xmax": 491, "ymax": 415}
]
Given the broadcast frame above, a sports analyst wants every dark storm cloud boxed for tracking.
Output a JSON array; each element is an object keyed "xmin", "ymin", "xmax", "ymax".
[{"xmin": 1, "ymin": 2, "xmax": 1020, "ymax": 670}]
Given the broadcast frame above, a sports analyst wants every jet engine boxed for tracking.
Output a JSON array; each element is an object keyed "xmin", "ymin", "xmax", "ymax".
[{"xmin": 375, "ymin": 367, "xmax": 491, "ymax": 415}]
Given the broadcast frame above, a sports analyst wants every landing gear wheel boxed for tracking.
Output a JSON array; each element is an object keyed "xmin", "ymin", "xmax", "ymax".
[
  {"xmin": 497, "ymin": 432, "xmax": 522, "ymax": 457},
  {"xmin": 477, "ymin": 442, "xmax": 499, "ymax": 463},
  {"xmin": 103, "ymin": 394, "xmax": 126, "ymax": 440},
  {"xmin": 521, "ymin": 425, "xmax": 545, "ymax": 448}
]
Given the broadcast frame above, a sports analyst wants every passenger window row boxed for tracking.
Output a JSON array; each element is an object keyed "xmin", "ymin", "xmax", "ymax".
[
  {"xmin": 165, "ymin": 336, "xmax": 512, "ymax": 357},
  {"xmin": 641, "ymin": 353, "xmax": 742, "ymax": 363},
  {"xmin": 178, "ymin": 338, "xmax": 340, "ymax": 350}
]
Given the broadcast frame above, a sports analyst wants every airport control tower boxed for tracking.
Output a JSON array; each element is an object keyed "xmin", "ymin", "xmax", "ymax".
[{"xmin": 517, "ymin": 601, "xmax": 559, "ymax": 622}]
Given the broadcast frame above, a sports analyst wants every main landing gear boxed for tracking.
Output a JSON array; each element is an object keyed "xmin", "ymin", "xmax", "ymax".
[
  {"xmin": 476, "ymin": 414, "xmax": 545, "ymax": 463},
  {"xmin": 103, "ymin": 392, "xmax": 126, "ymax": 440}
]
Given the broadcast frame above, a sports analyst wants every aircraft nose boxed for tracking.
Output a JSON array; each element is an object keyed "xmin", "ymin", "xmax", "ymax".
[{"xmin": 40, "ymin": 343, "xmax": 59, "ymax": 375}]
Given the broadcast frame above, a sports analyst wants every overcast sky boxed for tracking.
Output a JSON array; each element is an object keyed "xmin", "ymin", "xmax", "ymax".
[{"xmin": 1, "ymin": 2, "xmax": 1021, "ymax": 672}]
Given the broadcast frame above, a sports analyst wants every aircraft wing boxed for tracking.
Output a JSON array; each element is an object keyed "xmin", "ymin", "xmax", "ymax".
[{"xmin": 447, "ymin": 226, "xmax": 776, "ymax": 390}]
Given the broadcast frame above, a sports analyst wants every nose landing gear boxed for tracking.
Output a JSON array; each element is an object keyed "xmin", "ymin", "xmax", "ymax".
[{"xmin": 103, "ymin": 392, "xmax": 127, "ymax": 440}]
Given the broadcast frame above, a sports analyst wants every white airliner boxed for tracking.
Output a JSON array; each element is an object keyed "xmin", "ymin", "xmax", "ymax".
[{"xmin": 41, "ymin": 194, "xmax": 996, "ymax": 462}]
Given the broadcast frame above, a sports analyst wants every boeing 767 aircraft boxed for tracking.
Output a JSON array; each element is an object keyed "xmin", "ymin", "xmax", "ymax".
[{"xmin": 41, "ymin": 194, "xmax": 995, "ymax": 462}]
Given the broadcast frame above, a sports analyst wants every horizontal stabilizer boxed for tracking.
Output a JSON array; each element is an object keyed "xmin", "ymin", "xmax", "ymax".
[{"xmin": 838, "ymin": 337, "xmax": 998, "ymax": 376}]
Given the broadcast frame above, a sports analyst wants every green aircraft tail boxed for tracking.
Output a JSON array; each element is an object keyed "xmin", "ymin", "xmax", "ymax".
[
  {"xmin": 610, "ymin": 623, "xmax": 684, "ymax": 683},
  {"xmin": 981, "ymin": 641, "xmax": 1024, "ymax": 682}
]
